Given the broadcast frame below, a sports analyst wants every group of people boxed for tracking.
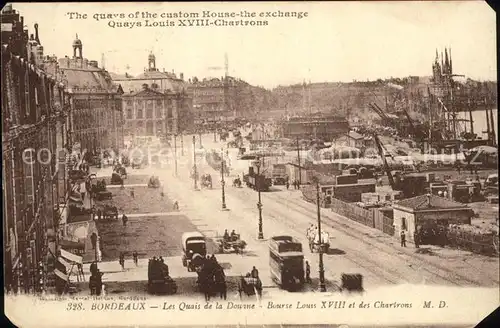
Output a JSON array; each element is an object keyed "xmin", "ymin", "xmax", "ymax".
[
  {"xmin": 286, "ymin": 180, "xmax": 301, "ymax": 190},
  {"xmin": 223, "ymin": 229, "xmax": 238, "ymax": 242},
  {"xmin": 148, "ymin": 256, "xmax": 169, "ymax": 278},
  {"xmin": 118, "ymin": 251, "xmax": 139, "ymax": 270},
  {"xmin": 306, "ymin": 224, "xmax": 329, "ymax": 244},
  {"xmin": 400, "ymin": 229, "xmax": 422, "ymax": 248}
]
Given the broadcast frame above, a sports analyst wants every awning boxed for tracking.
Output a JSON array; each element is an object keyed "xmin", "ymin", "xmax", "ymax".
[
  {"xmin": 54, "ymin": 268, "xmax": 69, "ymax": 282},
  {"xmin": 60, "ymin": 248, "xmax": 83, "ymax": 265}
]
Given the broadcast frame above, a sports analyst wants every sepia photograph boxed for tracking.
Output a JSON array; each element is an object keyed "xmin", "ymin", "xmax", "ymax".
[{"xmin": 2, "ymin": 1, "xmax": 498, "ymax": 327}]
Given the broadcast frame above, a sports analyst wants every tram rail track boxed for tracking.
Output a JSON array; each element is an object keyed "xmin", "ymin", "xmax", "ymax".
[{"xmin": 265, "ymin": 190, "xmax": 490, "ymax": 287}]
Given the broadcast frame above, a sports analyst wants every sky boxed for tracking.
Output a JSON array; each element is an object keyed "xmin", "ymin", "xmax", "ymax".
[{"xmin": 10, "ymin": 1, "xmax": 497, "ymax": 89}]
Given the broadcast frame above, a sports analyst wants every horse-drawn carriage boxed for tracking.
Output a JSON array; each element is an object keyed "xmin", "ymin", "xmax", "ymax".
[
  {"xmin": 232, "ymin": 177, "xmax": 242, "ymax": 188},
  {"xmin": 194, "ymin": 257, "xmax": 227, "ymax": 301},
  {"xmin": 110, "ymin": 172, "xmax": 124, "ymax": 185},
  {"xmin": 114, "ymin": 165, "xmax": 127, "ymax": 177},
  {"xmin": 201, "ymin": 174, "xmax": 212, "ymax": 189},
  {"xmin": 306, "ymin": 228, "xmax": 330, "ymax": 253},
  {"xmin": 147, "ymin": 257, "xmax": 177, "ymax": 295},
  {"xmin": 100, "ymin": 205, "xmax": 118, "ymax": 220},
  {"xmin": 91, "ymin": 179, "xmax": 113, "ymax": 201},
  {"xmin": 215, "ymin": 232, "xmax": 247, "ymax": 254},
  {"xmin": 148, "ymin": 176, "xmax": 161, "ymax": 188},
  {"xmin": 238, "ymin": 274, "xmax": 262, "ymax": 298}
]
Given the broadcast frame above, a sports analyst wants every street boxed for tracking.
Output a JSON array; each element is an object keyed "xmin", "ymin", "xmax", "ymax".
[{"xmin": 72, "ymin": 132, "xmax": 498, "ymax": 299}]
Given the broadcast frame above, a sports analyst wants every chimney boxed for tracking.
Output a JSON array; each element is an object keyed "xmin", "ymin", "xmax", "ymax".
[{"xmin": 180, "ymin": 73, "xmax": 184, "ymax": 80}]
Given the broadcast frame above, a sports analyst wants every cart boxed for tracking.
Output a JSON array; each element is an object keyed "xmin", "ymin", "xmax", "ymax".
[
  {"xmin": 238, "ymin": 276, "xmax": 262, "ymax": 298},
  {"xmin": 215, "ymin": 233, "xmax": 247, "ymax": 254}
]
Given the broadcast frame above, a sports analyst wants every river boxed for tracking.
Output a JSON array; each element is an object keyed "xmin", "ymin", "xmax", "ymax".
[{"xmin": 457, "ymin": 109, "xmax": 497, "ymax": 140}]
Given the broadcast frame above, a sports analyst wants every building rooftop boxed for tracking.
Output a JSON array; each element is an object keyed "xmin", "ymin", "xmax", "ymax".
[
  {"xmin": 348, "ymin": 131, "xmax": 364, "ymax": 140},
  {"xmin": 395, "ymin": 194, "xmax": 468, "ymax": 211}
]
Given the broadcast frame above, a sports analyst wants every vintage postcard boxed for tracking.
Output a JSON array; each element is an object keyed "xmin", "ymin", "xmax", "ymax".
[{"xmin": 2, "ymin": 1, "xmax": 498, "ymax": 327}]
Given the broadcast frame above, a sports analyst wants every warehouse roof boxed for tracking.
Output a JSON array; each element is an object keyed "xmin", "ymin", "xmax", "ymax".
[{"xmin": 394, "ymin": 194, "xmax": 468, "ymax": 211}]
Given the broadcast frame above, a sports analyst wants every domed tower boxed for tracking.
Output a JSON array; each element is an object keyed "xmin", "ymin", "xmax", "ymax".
[
  {"xmin": 73, "ymin": 34, "xmax": 83, "ymax": 58},
  {"xmin": 148, "ymin": 52, "xmax": 156, "ymax": 71}
]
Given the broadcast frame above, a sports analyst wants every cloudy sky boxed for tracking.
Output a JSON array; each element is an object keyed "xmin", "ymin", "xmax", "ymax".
[{"xmin": 11, "ymin": 1, "xmax": 497, "ymax": 88}]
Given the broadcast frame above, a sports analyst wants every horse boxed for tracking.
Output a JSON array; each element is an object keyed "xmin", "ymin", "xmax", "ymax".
[
  {"xmin": 196, "ymin": 259, "xmax": 226, "ymax": 301},
  {"xmin": 232, "ymin": 178, "xmax": 242, "ymax": 188}
]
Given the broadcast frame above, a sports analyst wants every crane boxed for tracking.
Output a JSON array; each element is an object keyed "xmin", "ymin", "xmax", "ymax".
[{"xmin": 372, "ymin": 134, "xmax": 396, "ymax": 189}]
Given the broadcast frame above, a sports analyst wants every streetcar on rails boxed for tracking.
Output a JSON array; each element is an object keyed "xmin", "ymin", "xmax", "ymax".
[{"xmin": 269, "ymin": 235, "xmax": 305, "ymax": 291}]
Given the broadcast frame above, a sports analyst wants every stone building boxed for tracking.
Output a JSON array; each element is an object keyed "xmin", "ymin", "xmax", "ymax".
[
  {"xmin": 112, "ymin": 52, "xmax": 192, "ymax": 137},
  {"xmin": 187, "ymin": 76, "xmax": 254, "ymax": 130},
  {"xmin": 392, "ymin": 194, "xmax": 473, "ymax": 245},
  {"xmin": 2, "ymin": 5, "xmax": 72, "ymax": 294},
  {"xmin": 44, "ymin": 35, "xmax": 124, "ymax": 153}
]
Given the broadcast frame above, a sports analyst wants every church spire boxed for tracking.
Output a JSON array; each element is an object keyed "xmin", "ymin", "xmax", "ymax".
[
  {"xmin": 435, "ymin": 49, "xmax": 439, "ymax": 62},
  {"xmin": 444, "ymin": 48, "xmax": 449, "ymax": 74},
  {"xmin": 449, "ymin": 47, "xmax": 452, "ymax": 74}
]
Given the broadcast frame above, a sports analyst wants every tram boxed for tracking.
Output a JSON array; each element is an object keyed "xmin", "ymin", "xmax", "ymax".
[{"xmin": 269, "ymin": 235, "xmax": 305, "ymax": 291}]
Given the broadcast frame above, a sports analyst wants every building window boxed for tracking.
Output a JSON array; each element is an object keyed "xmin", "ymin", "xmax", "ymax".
[
  {"xmin": 146, "ymin": 121, "xmax": 154, "ymax": 136},
  {"xmin": 401, "ymin": 217, "xmax": 407, "ymax": 231},
  {"xmin": 137, "ymin": 108, "xmax": 143, "ymax": 119},
  {"xmin": 155, "ymin": 104, "xmax": 162, "ymax": 118},
  {"xmin": 146, "ymin": 107, "xmax": 153, "ymax": 119},
  {"xmin": 156, "ymin": 120, "xmax": 164, "ymax": 134},
  {"xmin": 127, "ymin": 108, "xmax": 133, "ymax": 119},
  {"xmin": 126, "ymin": 100, "xmax": 133, "ymax": 106},
  {"xmin": 156, "ymin": 99, "xmax": 162, "ymax": 107}
]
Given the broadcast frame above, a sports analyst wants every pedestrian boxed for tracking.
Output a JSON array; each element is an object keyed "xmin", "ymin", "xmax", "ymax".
[
  {"xmin": 286, "ymin": 180, "xmax": 290, "ymax": 190},
  {"xmin": 119, "ymin": 253, "xmax": 125, "ymax": 270},
  {"xmin": 159, "ymin": 256, "xmax": 164, "ymax": 263},
  {"xmin": 122, "ymin": 214, "xmax": 128, "ymax": 227},
  {"xmin": 414, "ymin": 230, "xmax": 420, "ymax": 248},
  {"xmin": 400, "ymin": 230, "xmax": 406, "ymax": 247},
  {"xmin": 133, "ymin": 251, "xmax": 138, "ymax": 266},
  {"xmin": 130, "ymin": 189, "xmax": 135, "ymax": 198},
  {"xmin": 251, "ymin": 266, "xmax": 259, "ymax": 278},
  {"xmin": 443, "ymin": 191, "xmax": 448, "ymax": 199},
  {"xmin": 91, "ymin": 233, "xmax": 97, "ymax": 250},
  {"xmin": 173, "ymin": 201, "xmax": 179, "ymax": 211},
  {"xmin": 305, "ymin": 261, "xmax": 311, "ymax": 283}
]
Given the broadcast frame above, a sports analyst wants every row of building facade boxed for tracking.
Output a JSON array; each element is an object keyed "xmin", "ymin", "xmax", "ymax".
[
  {"xmin": 1, "ymin": 5, "xmax": 256, "ymax": 294},
  {"xmin": 1, "ymin": 5, "xmax": 126, "ymax": 294}
]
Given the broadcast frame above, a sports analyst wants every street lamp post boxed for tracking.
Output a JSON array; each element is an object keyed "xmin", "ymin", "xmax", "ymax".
[
  {"xmin": 214, "ymin": 128, "xmax": 217, "ymax": 142},
  {"xmin": 192, "ymin": 136, "xmax": 199, "ymax": 190},
  {"xmin": 314, "ymin": 177, "xmax": 326, "ymax": 292},
  {"xmin": 174, "ymin": 134, "xmax": 178, "ymax": 177},
  {"xmin": 221, "ymin": 148, "xmax": 227, "ymax": 210},
  {"xmin": 296, "ymin": 136, "xmax": 302, "ymax": 186},
  {"xmin": 180, "ymin": 132, "xmax": 184, "ymax": 156},
  {"xmin": 255, "ymin": 158, "xmax": 264, "ymax": 240},
  {"xmin": 199, "ymin": 131, "xmax": 202, "ymax": 149}
]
